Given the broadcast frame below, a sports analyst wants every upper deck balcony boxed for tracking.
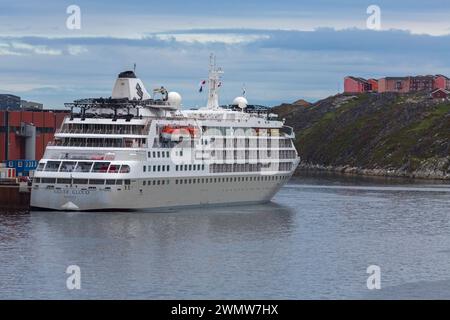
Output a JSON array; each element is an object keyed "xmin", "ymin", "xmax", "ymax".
[{"xmin": 56, "ymin": 121, "xmax": 150, "ymax": 136}]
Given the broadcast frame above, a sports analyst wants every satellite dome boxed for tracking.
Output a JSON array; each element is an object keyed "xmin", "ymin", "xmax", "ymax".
[
  {"xmin": 233, "ymin": 96, "xmax": 248, "ymax": 109},
  {"xmin": 168, "ymin": 91, "xmax": 182, "ymax": 107}
]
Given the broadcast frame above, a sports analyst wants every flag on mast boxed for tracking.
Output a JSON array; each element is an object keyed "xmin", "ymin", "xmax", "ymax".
[
  {"xmin": 242, "ymin": 84, "xmax": 246, "ymax": 96},
  {"xmin": 199, "ymin": 80, "xmax": 206, "ymax": 92}
]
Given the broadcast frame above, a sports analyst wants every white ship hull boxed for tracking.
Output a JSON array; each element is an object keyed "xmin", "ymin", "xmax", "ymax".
[{"xmin": 31, "ymin": 173, "xmax": 294, "ymax": 211}]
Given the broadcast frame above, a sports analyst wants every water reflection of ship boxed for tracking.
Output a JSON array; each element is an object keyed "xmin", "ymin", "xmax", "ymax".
[{"xmin": 31, "ymin": 202, "xmax": 295, "ymax": 243}]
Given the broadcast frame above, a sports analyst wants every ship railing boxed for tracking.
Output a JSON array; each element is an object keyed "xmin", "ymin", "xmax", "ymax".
[{"xmin": 56, "ymin": 127, "xmax": 148, "ymax": 135}]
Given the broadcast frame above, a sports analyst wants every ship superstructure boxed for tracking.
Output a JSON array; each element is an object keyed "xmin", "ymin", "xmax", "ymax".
[{"xmin": 30, "ymin": 56, "xmax": 300, "ymax": 210}]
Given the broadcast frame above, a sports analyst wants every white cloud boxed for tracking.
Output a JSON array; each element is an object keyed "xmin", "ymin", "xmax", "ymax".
[
  {"xmin": 9, "ymin": 41, "xmax": 62, "ymax": 55},
  {"xmin": 67, "ymin": 45, "xmax": 88, "ymax": 55},
  {"xmin": 155, "ymin": 33, "xmax": 270, "ymax": 44}
]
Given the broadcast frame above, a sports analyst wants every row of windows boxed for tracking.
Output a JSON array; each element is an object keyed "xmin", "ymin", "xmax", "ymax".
[
  {"xmin": 142, "ymin": 180, "xmax": 170, "ymax": 186},
  {"xmin": 174, "ymin": 175, "xmax": 288, "ymax": 185},
  {"xmin": 279, "ymin": 162, "xmax": 293, "ymax": 171},
  {"xmin": 210, "ymin": 163, "xmax": 277, "ymax": 173},
  {"xmin": 143, "ymin": 165, "xmax": 171, "ymax": 172},
  {"xmin": 200, "ymin": 137, "xmax": 292, "ymax": 149},
  {"xmin": 34, "ymin": 178, "xmax": 131, "ymax": 185},
  {"xmin": 35, "ymin": 175, "xmax": 289, "ymax": 186},
  {"xmin": 37, "ymin": 161, "xmax": 130, "ymax": 174},
  {"xmin": 148, "ymin": 150, "xmax": 171, "ymax": 158},
  {"xmin": 279, "ymin": 150, "xmax": 297, "ymax": 159},
  {"xmin": 176, "ymin": 164, "xmax": 205, "ymax": 171},
  {"xmin": 206, "ymin": 149, "xmax": 292, "ymax": 161},
  {"xmin": 143, "ymin": 164, "xmax": 206, "ymax": 172}
]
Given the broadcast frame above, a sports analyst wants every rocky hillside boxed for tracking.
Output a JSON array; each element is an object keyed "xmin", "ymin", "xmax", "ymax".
[{"xmin": 273, "ymin": 92, "xmax": 450, "ymax": 179}]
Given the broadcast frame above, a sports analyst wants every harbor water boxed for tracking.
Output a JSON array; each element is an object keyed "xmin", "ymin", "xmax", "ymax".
[{"xmin": 1, "ymin": 173, "xmax": 450, "ymax": 299}]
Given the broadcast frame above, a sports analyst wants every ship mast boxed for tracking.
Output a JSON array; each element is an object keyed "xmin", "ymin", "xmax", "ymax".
[{"xmin": 206, "ymin": 53, "xmax": 223, "ymax": 109}]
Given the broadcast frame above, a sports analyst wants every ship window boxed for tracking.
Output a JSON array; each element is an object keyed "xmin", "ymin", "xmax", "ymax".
[
  {"xmin": 153, "ymin": 151, "xmax": 156, "ymax": 157},
  {"xmin": 180, "ymin": 151, "xmax": 183, "ymax": 156},
  {"xmin": 45, "ymin": 161, "xmax": 61, "ymax": 172},
  {"xmin": 189, "ymin": 165, "xmax": 192, "ymax": 171},
  {"xmin": 34, "ymin": 178, "xmax": 41, "ymax": 183},
  {"xmin": 106, "ymin": 165, "xmax": 118, "ymax": 173},
  {"xmin": 157, "ymin": 180, "xmax": 160, "ymax": 185},
  {"xmin": 162, "ymin": 166, "xmax": 165, "ymax": 172},
  {"xmin": 89, "ymin": 179, "xmax": 105, "ymax": 185},
  {"xmin": 73, "ymin": 179, "xmax": 88, "ymax": 184},
  {"xmin": 75, "ymin": 162, "xmax": 93, "ymax": 172},
  {"xmin": 120, "ymin": 165, "xmax": 130, "ymax": 173},
  {"xmin": 116, "ymin": 180, "xmax": 123, "ymax": 185},
  {"xmin": 176, "ymin": 165, "xmax": 179, "ymax": 171},
  {"xmin": 167, "ymin": 165, "xmax": 170, "ymax": 171},
  {"xmin": 166, "ymin": 151, "xmax": 169, "ymax": 157},
  {"xmin": 143, "ymin": 166, "xmax": 146, "ymax": 172},
  {"xmin": 124, "ymin": 180, "xmax": 130, "ymax": 185},
  {"xmin": 153, "ymin": 165, "xmax": 156, "ymax": 171},
  {"xmin": 175, "ymin": 180, "xmax": 178, "ymax": 184},
  {"xmin": 179, "ymin": 179, "xmax": 183, "ymax": 184},
  {"xmin": 36, "ymin": 163, "xmax": 45, "ymax": 171},
  {"xmin": 202, "ymin": 164, "xmax": 205, "ymax": 170},
  {"xmin": 148, "ymin": 152, "xmax": 151, "ymax": 158},
  {"xmin": 157, "ymin": 152, "xmax": 161, "ymax": 157},
  {"xmin": 92, "ymin": 162, "xmax": 110, "ymax": 173},
  {"xmin": 157, "ymin": 165, "xmax": 161, "ymax": 172},
  {"xmin": 143, "ymin": 181, "xmax": 146, "ymax": 186},
  {"xmin": 57, "ymin": 178, "xmax": 72, "ymax": 184},
  {"xmin": 162, "ymin": 152, "xmax": 165, "ymax": 158},
  {"xmin": 106, "ymin": 180, "xmax": 115, "ymax": 185},
  {"xmin": 41, "ymin": 178, "xmax": 56, "ymax": 184}
]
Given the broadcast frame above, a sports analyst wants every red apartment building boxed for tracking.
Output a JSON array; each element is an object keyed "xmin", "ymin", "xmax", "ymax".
[
  {"xmin": 343, "ymin": 76, "xmax": 372, "ymax": 93},
  {"xmin": 433, "ymin": 74, "xmax": 450, "ymax": 90},
  {"xmin": 345, "ymin": 74, "xmax": 450, "ymax": 94}
]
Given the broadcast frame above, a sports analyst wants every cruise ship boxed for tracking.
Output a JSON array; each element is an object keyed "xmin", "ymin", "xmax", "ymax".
[{"xmin": 30, "ymin": 56, "xmax": 300, "ymax": 211}]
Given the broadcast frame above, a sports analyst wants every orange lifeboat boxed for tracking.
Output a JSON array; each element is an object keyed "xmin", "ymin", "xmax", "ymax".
[
  {"xmin": 161, "ymin": 126, "xmax": 177, "ymax": 140},
  {"xmin": 161, "ymin": 125, "xmax": 199, "ymax": 140}
]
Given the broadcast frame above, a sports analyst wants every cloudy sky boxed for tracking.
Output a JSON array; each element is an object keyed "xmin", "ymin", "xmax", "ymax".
[{"xmin": 1, "ymin": 0, "xmax": 450, "ymax": 108}]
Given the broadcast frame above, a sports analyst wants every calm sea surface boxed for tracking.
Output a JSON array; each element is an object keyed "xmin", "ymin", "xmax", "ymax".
[{"xmin": 1, "ymin": 173, "xmax": 450, "ymax": 299}]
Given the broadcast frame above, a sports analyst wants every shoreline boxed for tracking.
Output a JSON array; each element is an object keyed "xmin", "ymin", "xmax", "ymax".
[{"xmin": 295, "ymin": 163, "xmax": 450, "ymax": 181}]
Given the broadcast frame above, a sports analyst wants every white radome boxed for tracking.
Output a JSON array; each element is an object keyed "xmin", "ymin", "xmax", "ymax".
[
  {"xmin": 233, "ymin": 96, "xmax": 248, "ymax": 109},
  {"xmin": 168, "ymin": 92, "xmax": 182, "ymax": 107}
]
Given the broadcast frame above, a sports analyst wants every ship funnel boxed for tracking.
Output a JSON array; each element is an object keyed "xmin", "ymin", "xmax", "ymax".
[{"xmin": 112, "ymin": 70, "xmax": 151, "ymax": 100}]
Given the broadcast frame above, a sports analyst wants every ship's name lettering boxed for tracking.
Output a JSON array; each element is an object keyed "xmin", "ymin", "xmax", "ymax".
[{"xmin": 54, "ymin": 189, "xmax": 90, "ymax": 195}]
